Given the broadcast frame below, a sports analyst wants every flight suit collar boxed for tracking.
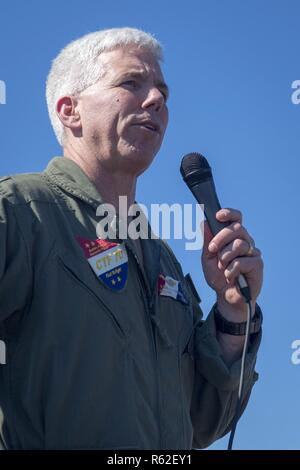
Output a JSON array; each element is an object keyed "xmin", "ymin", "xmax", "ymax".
[{"xmin": 45, "ymin": 156, "xmax": 102, "ymax": 208}]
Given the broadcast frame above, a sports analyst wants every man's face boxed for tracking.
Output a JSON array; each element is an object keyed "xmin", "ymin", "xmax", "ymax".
[{"xmin": 75, "ymin": 46, "xmax": 169, "ymax": 175}]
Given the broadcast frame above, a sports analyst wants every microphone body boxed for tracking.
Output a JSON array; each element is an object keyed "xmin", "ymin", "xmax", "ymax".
[
  {"xmin": 189, "ymin": 178, "xmax": 229, "ymax": 235},
  {"xmin": 180, "ymin": 153, "xmax": 251, "ymax": 302}
]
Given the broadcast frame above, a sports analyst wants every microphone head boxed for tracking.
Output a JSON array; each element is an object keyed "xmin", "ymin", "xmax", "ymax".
[{"xmin": 180, "ymin": 152, "xmax": 212, "ymax": 187}]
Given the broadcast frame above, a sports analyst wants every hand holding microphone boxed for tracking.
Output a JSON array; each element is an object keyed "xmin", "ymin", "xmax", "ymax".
[
  {"xmin": 180, "ymin": 152, "xmax": 263, "ymax": 320},
  {"xmin": 180, "ymin": 152, "xmax": 264, "ymax": 450}
]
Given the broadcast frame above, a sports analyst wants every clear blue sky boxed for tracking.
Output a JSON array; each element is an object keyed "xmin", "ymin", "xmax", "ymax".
[{"xmin": 0, "ymin": 0, "xmax": 299, "ymax": 450}]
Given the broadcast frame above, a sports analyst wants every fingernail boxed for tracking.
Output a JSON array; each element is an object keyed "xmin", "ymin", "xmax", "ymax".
[
  {"xmin": 208, "ymin": 242, "xmax": 217, "ymax": 252},
  {"xmin": 219, "ymin": 209, "xmax": 228, "ymax": 217},
  {"xmin": 225, "ymin": 266, "xmax": 233, "ymax": 277},
  {"xmin": 217, "ymin": 260, "xmax": 224, "ymax": 270}
]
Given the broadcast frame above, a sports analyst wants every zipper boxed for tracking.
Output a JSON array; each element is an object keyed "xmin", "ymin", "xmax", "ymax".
[{"xmin": 125, "ymin": 243, "xmax": 164, "ymax": 449}]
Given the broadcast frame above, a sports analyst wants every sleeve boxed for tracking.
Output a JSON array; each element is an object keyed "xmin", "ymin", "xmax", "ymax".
[
  {"xmin": 161, "ymin": 240, "xmax": 261, "ymax": 449},
  {"xmin": 190, "ymin": 302, "xmax": 261, "ymax": 449},
  {"xmin": 0, "ymin": 186, "xmax": 32, "ymax": 324}
]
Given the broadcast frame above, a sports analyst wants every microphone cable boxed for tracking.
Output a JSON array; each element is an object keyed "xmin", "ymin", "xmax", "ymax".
[
  {"xmin": 227, "ymin": 300, "xmax": 252, "ymax": 450},
  {"xmin": 180, "ymin": 152, "xmax": 257, "ymax": 451}
]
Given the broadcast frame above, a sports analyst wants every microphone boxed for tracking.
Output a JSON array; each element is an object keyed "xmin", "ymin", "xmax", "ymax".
[{"xmin": 180, "ymin": 152, "xmax": 251, "ymax": 303}]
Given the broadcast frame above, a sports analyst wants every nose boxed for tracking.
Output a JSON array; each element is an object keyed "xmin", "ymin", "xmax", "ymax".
[{"xmin": 141, "ymin": 86, "xmax": 166, "ymax": 113}]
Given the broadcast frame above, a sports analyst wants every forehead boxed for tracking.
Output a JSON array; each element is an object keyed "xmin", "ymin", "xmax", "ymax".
[{"xmin": 99, "ymin": 46, "xmax": 165, "ymax": 80}]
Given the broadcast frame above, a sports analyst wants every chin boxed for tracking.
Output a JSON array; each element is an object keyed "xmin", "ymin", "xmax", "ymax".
[{"xmin": 121, "ymin": 148, "xmax": 156, "ymax": 174}]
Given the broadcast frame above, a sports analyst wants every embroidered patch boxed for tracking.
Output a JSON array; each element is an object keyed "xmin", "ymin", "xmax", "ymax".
[
  {"xmin": 76, "ymin": 236, "xmax": 128, "ymax": 291},
  {"xmin": 158, "ymin": 274, "xmax": 189, "ymax": 305}
]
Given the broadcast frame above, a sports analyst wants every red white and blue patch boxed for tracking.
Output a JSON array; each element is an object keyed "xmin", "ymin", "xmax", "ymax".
[
  {"xmin": 76, "ymin": 236, "xmax": 128, "ymax": 291},
  {"xmin": 158, "ymin": 274, "xmax": 189, "ymax": 305}
]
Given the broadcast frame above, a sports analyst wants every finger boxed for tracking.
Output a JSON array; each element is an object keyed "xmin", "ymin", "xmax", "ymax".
[
  {"xmin": 201, "ymin": 220, "xmax": 214, "ymax": 258},
  {"xmin": 216, "ymin": 208, "xmax": 243, "ymax": 224},
  {"xmin": 208, "ymin": 222, "xmax": 251, "ymax": 254},
  {"xmin": 218, "ymin": 239, "xmax": 260, "ymax": 270},
  {"xmin": 224, "ymin": 256, "xmax": 264, "ymax": 284}
]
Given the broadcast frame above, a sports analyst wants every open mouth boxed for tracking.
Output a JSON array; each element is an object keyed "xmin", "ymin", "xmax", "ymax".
[
  {"xmin": 140, "ymin": 125, "xmax": 157, "ymax": 132},
  {"xmin": 133, "ymin": 122, "xmax": 159, "ymax": 133}
]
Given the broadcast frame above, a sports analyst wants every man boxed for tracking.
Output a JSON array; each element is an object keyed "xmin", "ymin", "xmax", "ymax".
[{"xmin": 0, "ymin": 27, "xmax": 263, "ymax": 449}]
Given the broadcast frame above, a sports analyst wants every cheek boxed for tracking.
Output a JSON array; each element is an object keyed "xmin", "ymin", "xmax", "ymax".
[{"xmin": 86, "ymin": 101, "xmax": 120, "ymax": 133}]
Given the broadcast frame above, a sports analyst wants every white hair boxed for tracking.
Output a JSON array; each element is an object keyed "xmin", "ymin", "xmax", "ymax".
[{"xmin": 46, "ymin": 27, "xmax": 163, "ymax": 146}]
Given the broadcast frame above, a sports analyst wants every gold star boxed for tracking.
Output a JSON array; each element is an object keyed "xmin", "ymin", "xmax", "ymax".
[{"xmin": 111, "ymin": 279, "xmax": 116, "ymax": 285}]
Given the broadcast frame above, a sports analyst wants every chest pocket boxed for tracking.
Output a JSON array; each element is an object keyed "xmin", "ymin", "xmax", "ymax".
[
  {"xmin": 55, "ymin": 248, "xmax": 129, "ymax": 340},
  {"xmin": 157, "ymin": 241, "xmax": 203, "ymax": 351},
  {"xmin": 156, "ymin": 274, "xmax": 194, "ymax": 353}
]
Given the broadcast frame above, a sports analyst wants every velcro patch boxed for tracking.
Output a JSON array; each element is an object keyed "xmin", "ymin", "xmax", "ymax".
[
  {"xmin": 76, "ymin": 236, "xmax": 128, "ymax": 291},
  {"xmin": 158, "ymin": 274, "xmax": 189, "ymax": 305}
]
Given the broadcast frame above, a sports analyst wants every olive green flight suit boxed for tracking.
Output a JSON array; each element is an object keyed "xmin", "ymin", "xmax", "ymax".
[{"xmin": 0, "ymin": 157, "xmax": 261, "ymax": 449}]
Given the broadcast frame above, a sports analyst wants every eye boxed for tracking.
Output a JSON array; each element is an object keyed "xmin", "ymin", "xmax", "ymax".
[
  {"xmin": 121, "ymin": 80, "xmax": 138, "ymax": 88},
  {"xmin": 159, "ymin": 89, "xmax": 168, "ymax": 102}
]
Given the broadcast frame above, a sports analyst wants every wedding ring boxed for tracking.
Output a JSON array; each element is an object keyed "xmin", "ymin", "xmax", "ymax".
[{"xmin": 246, "ymin": 242, "xmax": 255, "ymax": 256}]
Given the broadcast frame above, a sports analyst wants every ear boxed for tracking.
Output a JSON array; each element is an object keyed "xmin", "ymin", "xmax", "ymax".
[{"xmin": 56, "ymin": 95, "xmax": 82, "ymax": 132}]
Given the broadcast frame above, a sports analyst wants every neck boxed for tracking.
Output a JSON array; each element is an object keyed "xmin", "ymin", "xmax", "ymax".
[{"xmin": 63, "ymin": 143, "xmax": 137, "ymax": 210}]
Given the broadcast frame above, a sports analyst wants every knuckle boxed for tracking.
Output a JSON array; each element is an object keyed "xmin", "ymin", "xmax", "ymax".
[
  {"xmin": 233, "ymin": 238, "xmax": 244, "ymax": 250},
  {"xmin": 233, "ymin": 222, "xmax": 241, "ymax": 232}
]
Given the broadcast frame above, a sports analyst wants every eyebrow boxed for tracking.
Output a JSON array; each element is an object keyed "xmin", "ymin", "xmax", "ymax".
[{"xmin": 118, "ymin": 71, "xmax": 170, "ymax": 99}]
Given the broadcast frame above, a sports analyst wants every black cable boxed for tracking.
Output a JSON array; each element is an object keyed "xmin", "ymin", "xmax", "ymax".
[{"xmin": 227, "ymin": 301, "xmax": 252, "ymax": 450}]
